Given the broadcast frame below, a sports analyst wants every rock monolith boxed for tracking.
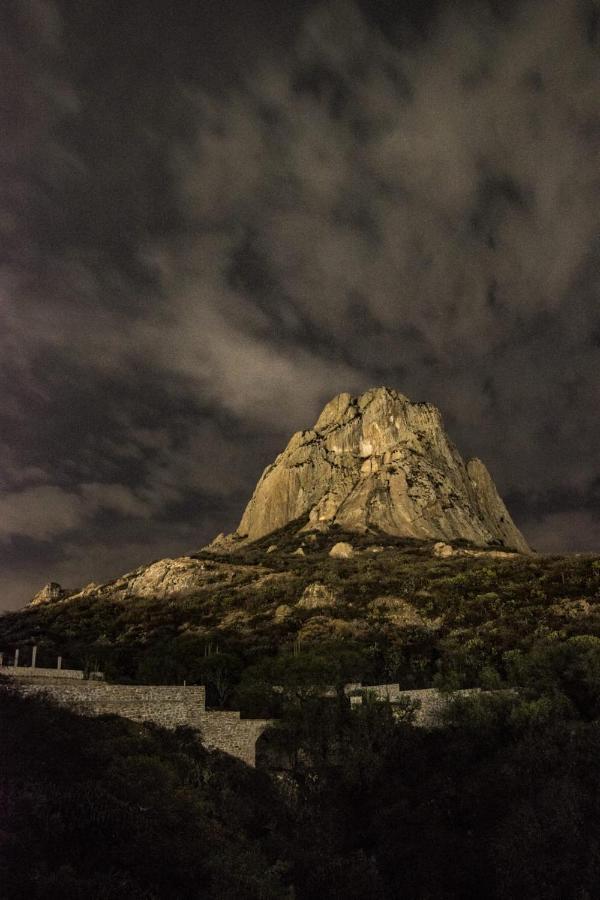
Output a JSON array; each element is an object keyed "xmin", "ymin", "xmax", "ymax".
[{"xmin": 234, "ymin": 387, "xmax": 530, "ymax": 553}]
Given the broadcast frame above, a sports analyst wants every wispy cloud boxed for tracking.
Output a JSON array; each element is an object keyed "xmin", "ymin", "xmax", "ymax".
[{"xmin": 0, "ymin": 483, "xmax": 152, "ymax": 542}]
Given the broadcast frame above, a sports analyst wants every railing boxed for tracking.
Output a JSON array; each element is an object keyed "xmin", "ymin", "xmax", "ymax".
[{"xmin": 0, "ymin": 645, "xmax": 87, "ymax": 677}]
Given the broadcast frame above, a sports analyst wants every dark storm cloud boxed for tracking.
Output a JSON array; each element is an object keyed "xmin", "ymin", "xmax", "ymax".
[
  {"xmin": 163, "ymin": 0, "xmax": 600, "ymax": 473},
  {"xmin": 1, "ymin": 0, "xmax": 599, "ymax": 608}
]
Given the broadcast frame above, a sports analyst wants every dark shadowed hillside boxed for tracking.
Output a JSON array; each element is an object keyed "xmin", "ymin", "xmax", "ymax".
[{"xmin": 5, "ymin": 656, "xmax": 600, "ymax": 898}]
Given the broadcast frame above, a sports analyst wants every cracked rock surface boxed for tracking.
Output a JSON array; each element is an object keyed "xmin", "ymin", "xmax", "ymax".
[
  {"xmin": 236, "ymin": 387, "xmax": 530, "ymax": 553},
  {"xmin": 30, "ymin": 582, "xmax": 70, "ymax": 606}
]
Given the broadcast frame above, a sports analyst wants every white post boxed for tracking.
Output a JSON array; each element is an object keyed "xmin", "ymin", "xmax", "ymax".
[
  {"xmin": 31, "ymin": 646, "xmax": 37, "ymax": 668},
  {"xmin": 57, "ymin": 655, "xmax": 62, "ymax": 670},
  {"xmin": 14, "ymin": 648, "xmax": 19, "ymax": 667}
]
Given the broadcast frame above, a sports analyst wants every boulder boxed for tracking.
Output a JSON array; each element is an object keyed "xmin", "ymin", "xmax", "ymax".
[
  {"xmin": 274, "ymin": 604, "xmax": 293, "ymax": 621},
  {"xmin": 329, "ymin": 542, "xmax": 354, "ymax": 559},
  {"xmin": 297, "ymin": 582, "xmax": 340, "ymax": 609},
  {"xmin": 432, "ymin": 542, "xmax": 454, "ymax": 558},
  {"xmin": 127, "ymin": 557, "xmax": 208, "ymax": 599}
]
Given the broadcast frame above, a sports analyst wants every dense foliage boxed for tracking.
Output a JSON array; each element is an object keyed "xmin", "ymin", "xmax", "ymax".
[
  {"xmin": 1, "ymin": 524, "xmax": 599, "ymax": 711},
  {"xmin": 3, "ymin": 528, "xmax": 600, "ymax": 897},
  {"xmin": 5, "ymin": 677, "xmax": 600, "ymax": 898},
  {"xmin": 0, "ymin": 681, "xmax": 289, "ymax": 899}
]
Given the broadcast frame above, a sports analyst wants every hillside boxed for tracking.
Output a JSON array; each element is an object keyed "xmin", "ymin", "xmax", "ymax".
[
  {"xmin": 2, "ymin": 395, "xmax": 600, "ymax": 897},
  {"xmin": 0, "ymin": 385, "xmax": 549, "ymax": 706},
  {"xmin": 1, "ymin": 523, "xmax": 599, "ymax": 716},
  {"xmin": 6, "ymin": 609, "xmax": 600, "ymax": 899}
]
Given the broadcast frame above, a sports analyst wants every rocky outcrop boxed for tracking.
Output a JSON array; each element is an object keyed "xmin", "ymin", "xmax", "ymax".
[
  {"xmin": 433, "ymin": 542, "xmax": 455, "ymax": 558},
  {"xmin": 48, "ymin": 557, "xmax": 273, "ymax": 606},
  {"xmin": 235, "ymin": 387, "xmax": 530, "ymax": 553},
  {"xmin": 126, "ymin": 558, "xmax": 210, "ymax": 599},
  {"xmin": 298, "ymin": 582, "xmax": 340, "ymax": 609},
  {"xmin": 368, "ymin": 596, "xmax": 428, "ymax": 628},
  {"xmin": 30, "ymin": 582, "xmax": 70, "ymax": 606},
  {"xmin": 329, "ymin": 542, "xmax": 354, "ymax": 559}
]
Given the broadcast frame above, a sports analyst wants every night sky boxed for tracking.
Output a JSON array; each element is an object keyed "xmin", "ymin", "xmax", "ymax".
[{"xmin": 1, "ymin": 0, "xmax": 599, "ymax": 609}]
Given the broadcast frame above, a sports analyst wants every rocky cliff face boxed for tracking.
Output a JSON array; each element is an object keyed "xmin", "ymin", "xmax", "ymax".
[
  {"xmin": 235, "ymin": 387, "xmax": 530, "ymax": 553},
  {"xmin": 30, "ymin": 582, "xmax": 70, "ymax": 606}
]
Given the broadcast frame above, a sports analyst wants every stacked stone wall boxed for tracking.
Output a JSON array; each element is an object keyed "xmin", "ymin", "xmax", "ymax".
[
  {"xmin": 1, "ymin": 666, "xmax": 84, "ymax": 680},
  {"xmin": 2, "ymin": 672, "xmax": 270, "ymax": 766},
  {"xmin": 199, "ymin": 711, "xmax": 271, "ymax": 766},
  {"xmin": 1, "ymin": 669, "xmax": 479, "ymax": 766},
  {"xmin": 347, "ymin": 684, "xmax": 480, "ymax": 726}
]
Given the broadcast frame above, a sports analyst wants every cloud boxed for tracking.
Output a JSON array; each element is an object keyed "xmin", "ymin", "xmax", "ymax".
[
  {"xmin": 0, "ymin": 0, "xmax": 599, "ymax": 608},
  {"xmin": 145, "ymin": 245, "xmax": 364, "ymax": 429},
  {"xmin": 158, "ymin": 0, "xmax": 600, "ymax": 499},
  {"xmin": 79, "ymin": 483, "xmax": 154, "ymax": 518},
  {"xmin": 0, "ymin": 483, "xmax": 153, "ymax": 542},
  {"xmin": 0, "ymin": 440, "xmax": 48, "ymax": 490},
  {"xmin": 0, "ymin": 486, "xmax": 84, "ymax": 541},
  {"xmin": 525, "ymin": 510, "xmax": 600, "ymax": 554},
  {"xmin": 5, "ymin": 0, "xmax": 599, "ymax": 473}
]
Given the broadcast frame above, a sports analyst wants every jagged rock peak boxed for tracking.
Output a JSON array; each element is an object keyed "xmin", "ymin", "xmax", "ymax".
[
  {"xmin": 30, "ymin": 582, "xmax": 69, "ymax": 606},
  {"xmin": 235, "ymin": 387, "xmax": 530, "ymax": 553}
]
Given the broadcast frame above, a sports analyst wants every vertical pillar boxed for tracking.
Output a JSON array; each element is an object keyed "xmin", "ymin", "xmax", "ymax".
[
  {"xmin": 0, "ymin": 652, "xmax": 4, "ymax": 667},
  {"xmin": 31, "ymin": 646, "xmax": 37, "ymax": 669},
  {"xmin": 14, "ymin": 648, "xmax": 19, "ymax": 667},
  {"xmin": 57, "ymin": 656, "xmax": 62, "ymax": 670}
]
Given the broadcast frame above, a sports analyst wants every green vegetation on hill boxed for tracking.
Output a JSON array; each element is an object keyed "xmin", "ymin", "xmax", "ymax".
[
  {"xmin": 6, "ymin": 676, "xmax": 600, "ymax": 897},
  {"xmin": 4, "ymin": 527, "xmax": 600, "ymax": 897},
  {"xmin": 1, "ymin": 523, "xmax": 599, "ymax": 714}
]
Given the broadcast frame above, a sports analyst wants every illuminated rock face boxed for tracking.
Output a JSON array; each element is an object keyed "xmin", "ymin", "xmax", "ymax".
[
  {"xmin": 236, "ymin": 387, "xmax": 530, "ymax": 553},
  {"xmin": 30, "ymin": 582, "xmax": 68, "ymax": 606}
]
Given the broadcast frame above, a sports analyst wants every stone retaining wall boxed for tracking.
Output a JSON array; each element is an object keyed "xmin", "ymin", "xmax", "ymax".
[
  {"xmin": 1, "ymin": 665, "xmax": 84, "ymax": 680},
  {"xmin": 2, "ymin": 673, "xmax": 270, "ymax": 766},
  {"xmin": 199, "ymin": 711, "xmax": 272, "ymax": 766},
  {"xmin": 1, "ymin": 669, "xmax": 479, "ymax": 766},
  {"xmin": 348, "ymin": 684, "xmax": 480, "ymax": 726}
]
